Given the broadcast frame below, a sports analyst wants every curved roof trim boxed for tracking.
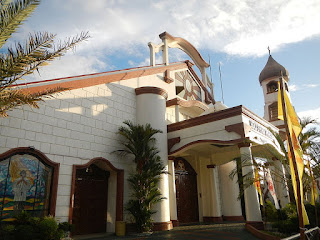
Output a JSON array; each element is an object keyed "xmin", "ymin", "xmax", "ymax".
[
  {"xmin": 166, "ymin": 98, "xmax": 209, "ymax": 111},
  {"xmin": 159, "ymin": 32, "xmax": 210, "ymax": 69}
]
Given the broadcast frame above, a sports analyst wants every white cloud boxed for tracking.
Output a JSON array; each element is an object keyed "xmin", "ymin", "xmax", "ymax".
[
  {"xmin": 298, "ymin": 107, "xmax": 320, "ymax": 121},
  {"xmin": 23, "ymin": 0, "xmax": 320, "ymax": 57},
  {"xmin": 304, "ymin": 84, "xmax": 319, "ymax": 88},
  {"xmin": 287, "ymin": 83, "xmax": 319, "ymax": 92},
  {"xmin": 9, "ymin": 0, "xmax": 320, "ymax": 81},
  {"xmin": 289, "ymin": 84, "xmax": 299, "ymax": 92},
  {"xmin": 24, "ymin": 54, "xmax": 108, "ymax": 82}
]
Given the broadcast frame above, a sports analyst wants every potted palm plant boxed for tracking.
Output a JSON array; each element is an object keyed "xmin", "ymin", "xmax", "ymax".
[{"xmin": 116, "ymin": 121, "xmax": 166, "ymax": 233}]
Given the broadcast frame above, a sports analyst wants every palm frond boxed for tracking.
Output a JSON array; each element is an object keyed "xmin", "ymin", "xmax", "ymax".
[
  {"xmin": 0, "ymin": 86, "xmax": 67, "ymax": 116},
  {"xmin": 0, "ymin": 31, "xmax": 90, "ymax": 91},
  {"xmin": 0, "ymin": 0, "xmax": 40, "ymax": 48}
]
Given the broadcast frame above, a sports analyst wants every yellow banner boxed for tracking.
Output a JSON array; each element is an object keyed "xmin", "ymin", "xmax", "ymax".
[
  {"xmin": 254, "ymin": 167, "xmax": 263, "ymax": 206},
  {"xmin": 278, "ymin": 80, "xmax": 309, "ymax": 225},
  {"xmin": 307, "ymin": 161, "xmax": 318, "ymax": 206}
]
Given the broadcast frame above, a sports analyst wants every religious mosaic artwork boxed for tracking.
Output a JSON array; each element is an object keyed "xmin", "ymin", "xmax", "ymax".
[
  {"xmin": 0, "ymin": 154, "xmax": 53, "ymax": 221},
  {"xmin": 175, "ymin": 70, "xmax": 201, "ymax": 101}
]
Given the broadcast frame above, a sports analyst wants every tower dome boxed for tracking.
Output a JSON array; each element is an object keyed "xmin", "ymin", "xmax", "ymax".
[{"xmin": 259, "ymin": 55, "xmax": 289, "ymax": 83}]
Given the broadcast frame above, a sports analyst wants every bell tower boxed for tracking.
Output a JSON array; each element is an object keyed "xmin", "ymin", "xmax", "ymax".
[{"xmin": 259, "ymin": 54, "xmax": 291, "ymax": 130}]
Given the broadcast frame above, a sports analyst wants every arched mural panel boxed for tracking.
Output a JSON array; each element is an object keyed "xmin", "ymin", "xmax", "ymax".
[{"xmin": 0, "ymin": 148, "xmax": 59, "ymax": 221}]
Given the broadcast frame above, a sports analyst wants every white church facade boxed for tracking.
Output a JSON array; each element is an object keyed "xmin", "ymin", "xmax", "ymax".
[{"xmin": 0, "ymin": 32, "xmax": 291, "ymax": 235}]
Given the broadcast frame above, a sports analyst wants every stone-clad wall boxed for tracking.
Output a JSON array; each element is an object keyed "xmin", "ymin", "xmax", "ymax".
[{"xmin": 0, "ymin": 82, "xmax": 136, "ymax": 223}]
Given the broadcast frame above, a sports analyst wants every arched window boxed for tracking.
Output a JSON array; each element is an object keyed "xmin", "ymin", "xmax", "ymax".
[
  {"xmin": 0, "ymin": 148, "xmax": 59, "ymax": 221},
  {"xmin": 268, "ymin": 102, "xmax": 278, "ymax": 121},
  {"xmin": 267, "ymin": 81, "xmax": 278, "ymax": 93}
]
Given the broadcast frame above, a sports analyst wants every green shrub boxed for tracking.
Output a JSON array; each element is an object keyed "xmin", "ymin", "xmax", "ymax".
[
  {"xmin": 0, "ymin": 211, "xmax": 65, "ymax": 240},
  {"xmin": 265, "ymin": 200, "xmax": 278, "ymax": 221},
  {"xmin": 272, "ymin": 216, "xmax": 299, "ymax": 235}
]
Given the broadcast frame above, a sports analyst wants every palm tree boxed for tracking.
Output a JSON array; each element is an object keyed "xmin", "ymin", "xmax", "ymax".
[
  {"xmin": 271, "ymin": 117, "xmax": 320, "ymax": 201},
  {"xmin": 117, "ymin": 121, "xmax": 162, "ymax": 173},
  {"xmin": 116, "ymin": 121, "xmax": 165, "ymax": 232},
  {"xmin": 0, "ymin": 0, "xmax": 89, "ymax": 117}
]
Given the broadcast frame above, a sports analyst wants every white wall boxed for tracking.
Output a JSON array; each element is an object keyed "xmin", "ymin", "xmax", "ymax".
[{"xmin": 0, "ymin": 82, "xmax": 137, "ymax": 227}]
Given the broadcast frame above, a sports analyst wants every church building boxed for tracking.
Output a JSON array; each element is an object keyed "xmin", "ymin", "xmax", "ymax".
[{"xmin": 0, "ymin": 32, "xmax": 291, "ymax": 235}]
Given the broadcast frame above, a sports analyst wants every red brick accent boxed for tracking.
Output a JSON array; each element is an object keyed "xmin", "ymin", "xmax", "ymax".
[
  {"xmin": 166, "ymin": 98, "xmax": 208, "ymax": 111},
  {"xmin": 135, "ymin": 87, "xmax": 168, "ymax": 100},
  {"xmin": 206, "ymin": 165, "xmax": 216, "ymax": 168},
  {"xmin": 203, "ymin": 216, "xmax": 223, "ymax": 223},
  {"xmin": 168, "ymin": 137, "xmax": 181, "ymax": 152},
  {"xmin": 20, "ymin": 62, "xmax": 188, "ymax": 94},
  {"xmin": 153, "ymin": 221, "xmax": 173, "ymax": 231},
  {"xmin": 0, "ymin": 147, "xmax": 60, "ymax": 217},
  {"xmin": 164, "ymin": 70, "xmax": 174, "ymax": 83},
  {"xmin": 169, "ymin": 138, "xmax": 245, "ymax": 155},
  {"xmin": 171, "ymin": 220, "xmax": 180, "ymax": 227},
  {"xmin": 238, "ymin": 142, "xmax": 251, "ymax": 148},
  {"xmin": 69, "ymin": 157, "xmax": 124, "ymax": 225},
  {"xmin": 246, "ymin": 224, "xmax": 280, "ymax": 240},
  {"xmin": 167, "ymin": 105, "xmax": 243, "ymax": 133},
  {"xmin": 246, "ymin": 221, "xmax": 264, "ymax": 230},
  {"xmin": 223, "ymin": 215, "xmax": 245, "ymax": 221},
  {"xmin": 225, "ymin": 123, "xmax": 246, "ymax": 138}
]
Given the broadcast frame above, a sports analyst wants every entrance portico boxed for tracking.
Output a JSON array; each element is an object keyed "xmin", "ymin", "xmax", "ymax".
[{"xmin": 167, "ymin": 104, "xmax": 283, "ymax": 229}]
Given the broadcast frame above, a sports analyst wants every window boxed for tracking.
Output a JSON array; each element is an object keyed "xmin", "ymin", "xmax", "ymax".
[
  {"xmin": 0, "ymin": 149, "xmax": 58, "ymax": 221},
  {"xmin": 268, "ymin": 102, "xmax": 278, "ymax": 121},
  {"xmin": 267, "ymin": 81, "xmax": 278, "ymax": 93}
]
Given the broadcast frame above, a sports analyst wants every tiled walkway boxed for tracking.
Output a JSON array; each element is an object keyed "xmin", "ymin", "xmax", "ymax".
[{"xmin": 74, "ymin": 223, "xmax": 259, "ymax": 240}]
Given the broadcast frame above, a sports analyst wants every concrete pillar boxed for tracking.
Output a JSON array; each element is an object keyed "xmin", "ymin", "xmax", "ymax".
[
  {"xmin": 168, "ymin": 157, "xmax": 178, "ymax": 226},
  {"xmin": 148, "ymin": 42, "xmax": 156, "ymax": 66},
  {"xmin": 218, "ymin": 160, "xmax": 243, "ymax": 221},
  {"xmin": 174, "ymin": 105, "xmax": 179, "ymax": 123},
  {"xmin": 239, "ymin": 143, "xmax": 263, "ymax": 229},
  {"xmin": 162, "ymin": 37, "xmax": 169, "ymax": 65},
  {"xmin": 271, "ymin": 159, "xmax": 290, "ymax": 207},
  {"xmin": 135, "ymin": 87, "xmax": 172, "ymax": 231},
  {"xmin": 203, "ymin": 166, "xmax": 223, "ymax": 222}
]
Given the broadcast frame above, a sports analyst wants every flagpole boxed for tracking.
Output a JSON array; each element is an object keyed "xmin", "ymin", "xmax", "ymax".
[{"xmin": 279, "ymin": 75, "xmax": 305, "ymax": 239}]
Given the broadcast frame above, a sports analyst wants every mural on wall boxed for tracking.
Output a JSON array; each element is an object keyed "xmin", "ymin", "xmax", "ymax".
[{"xmin": 0, "ymin": 154, "xmax": 52, "ymax": 221}]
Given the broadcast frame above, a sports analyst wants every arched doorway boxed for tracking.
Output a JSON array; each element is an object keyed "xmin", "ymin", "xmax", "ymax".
[
  {"xmin": 175, "ymin": 158, "xmax": 199, "ymax": 223},
  {"xmin": 72, "ymin": 164, "xmax": 109, "ymax": 235},
  {"xmin": 70, "ymin": 158, "xmax": 124, "ymax": 235}
]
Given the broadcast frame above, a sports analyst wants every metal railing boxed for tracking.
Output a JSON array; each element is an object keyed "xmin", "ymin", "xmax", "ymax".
[{"xmin": 282, "ymin": 227, "xmax": 320, "ymax": 240}]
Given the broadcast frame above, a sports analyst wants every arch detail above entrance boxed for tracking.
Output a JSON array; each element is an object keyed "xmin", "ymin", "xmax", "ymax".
[{"xmin": 69, "ymin": 158, "xmax": 124, "ymax": 233}]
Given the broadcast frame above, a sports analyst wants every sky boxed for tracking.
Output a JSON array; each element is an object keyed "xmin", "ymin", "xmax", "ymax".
[{"xmin": 8, "ymin": 0, "xmax": 320, "ymax": 122}]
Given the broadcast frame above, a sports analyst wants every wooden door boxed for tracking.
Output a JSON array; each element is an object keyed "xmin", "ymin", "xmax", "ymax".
[
  {"xmin": 72, "ymin": 164, "xmax": 110, "ymax": 235},
  {"xmin": 175, "ymin": 158, "xmax": 199, "ymax": 223}
]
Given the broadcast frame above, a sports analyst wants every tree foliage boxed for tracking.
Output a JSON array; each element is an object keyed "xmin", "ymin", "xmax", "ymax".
[{"xmin": 0, "ymin": 0, "xmax": 89, "ymax": 117}]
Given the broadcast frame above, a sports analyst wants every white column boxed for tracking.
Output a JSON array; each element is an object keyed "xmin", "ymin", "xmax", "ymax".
[
  {"xmin": 135, "ymin": 87, "xmax": 171, "ymax": 229},
  {"xmin": 271, "ymin": 159, "xmax": 290, "ymax": 207},
  {"xmin": 168, "ymin": 158, "xmax": 178, "ymax": 224},
  {"xmin": 239, "ymin": 144, "xmax": 262, "ymax": 223},
  {"xmin": 162, "ymin": 38, "xmax": 169, "ymax": 65},
  {"xmin": 208, "ymin": 167, "xmax": 222, "ymax": 219},
  {"xmin": 148, "ymin": 42, "xmax": 156, "ymax": 66},
  {"xmin": 219, "ymin": 160, "xmax": 243, "ymax": 219},
  {"xmin": 174, "ymin": 105, "xmax": 180, "ymax": 123}
]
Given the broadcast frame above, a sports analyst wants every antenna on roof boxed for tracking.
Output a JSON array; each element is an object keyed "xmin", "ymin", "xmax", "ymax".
[
  {"xmin": 219, "ymin": 62, "xmax": 224, "ymax": 104},
  {"xmin": 267, "ymin": 46, "xmax": 271, "ymax": 56},
  {"xmin": 208, "ymin": 54, "xmax": 213, "ymax": 84}
]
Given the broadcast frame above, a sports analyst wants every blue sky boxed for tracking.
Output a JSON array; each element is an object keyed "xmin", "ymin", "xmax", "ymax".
[{"xmin": 10, "ymin": 0, "xmax": 320, "ymax": 121}]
